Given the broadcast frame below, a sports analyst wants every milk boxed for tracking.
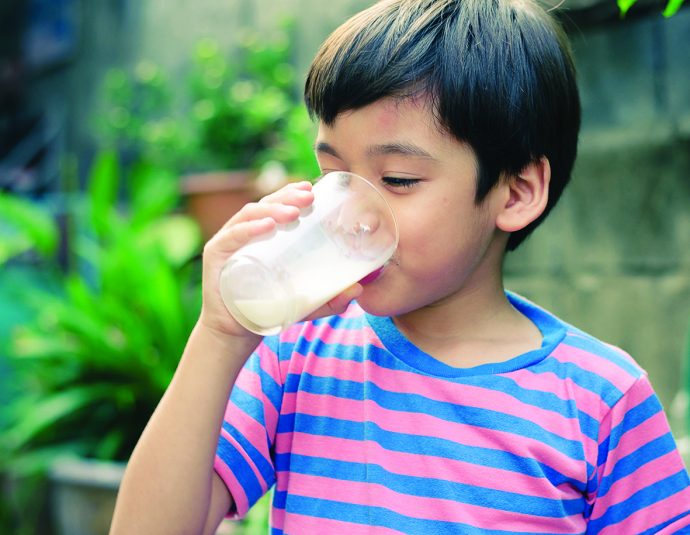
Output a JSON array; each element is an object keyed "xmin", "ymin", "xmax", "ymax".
[{"xmin": 231, "ymin": 236, "xmax": 384, "ymax": 330}]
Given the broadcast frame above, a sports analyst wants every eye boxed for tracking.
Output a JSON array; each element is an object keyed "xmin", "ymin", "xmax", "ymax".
[{"xmin": 382, "ymin": 176, "xmax": 421, "ymax": 189}]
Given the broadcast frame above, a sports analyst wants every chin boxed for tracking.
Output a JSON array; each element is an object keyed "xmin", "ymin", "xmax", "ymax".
[{"xmin": 355, "ymin": 284, "xmax": 410, "ymax": 318}]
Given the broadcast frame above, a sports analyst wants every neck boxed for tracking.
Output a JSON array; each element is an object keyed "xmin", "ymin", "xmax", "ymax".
[{"xmin": 393, "ymin": 245, "xmax": 542, "ymax": 368}]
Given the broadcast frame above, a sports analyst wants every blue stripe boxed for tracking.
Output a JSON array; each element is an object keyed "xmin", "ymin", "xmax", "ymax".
[
  {"xmin": 279, "ymin": 331, "xmax": 623, "ymax": 418},
  {"xmin": 606, "ymin": 392, "xmax": 659, "ymax": 452},
  {"xmin": 260, "ymin": 334, "xmax": 280, "ymax": 357},
  {"xmin": 587, "ymin": 469, "xmax": 690, "ymax": 532},
  {"xmin": 640, "ymin": 510, "xmax": 690, "ymax": 534},
  {"xmin": 526, "ymin": 354, "xmax": 623, "ymax": 408},
  {"xmin": 276, "ymin": 413, "xmax": 580, "ymax": 488},
  {"xmin": 316, "ymin": 312, "xmax": 368, "ymax": 330},
  {"xmin": 283, "ymin": 372, "xmax": 585, "ymax": 461},
  {"xmin": 244, "ymin": 350, "xmax": 283, "ymax": 414},
  {"xmin": 478, "ymin": 375, "xmax": 600, "ymax": 442},
  {"xmin": 216, "ymin": 434, "xmax": 265, "ymax": 508},
  {"xmin": 221, "ymin": 421, "xmax": 275, "ymax": 488},
  {"xmin": 280, "ymin": 335, "xmax": 601, "ymax": 444},
  {"xmin": 275, "ymin": 453, "xmax": 583, "ymax": 518},
  {"xmin": 281, "ymin": 494, "xmax": 572, "ymax": 535},
  {"xmin": 562, "ymin": 334, "xmax": 641, "ymax": 379},
  {"xmin": 230, "ymin": 385, "xmax": 266, "ymax": 426},
  {"xmin": 278, "ymin": 338, "xmax": 366, "ymax": 364},
  {"xmin": 273, "ymin": 489, "xmax": 288, "ymax": 510},
  {"xmin": 598, "ymin": 433, "xmax": 679, "ymax": 498}
]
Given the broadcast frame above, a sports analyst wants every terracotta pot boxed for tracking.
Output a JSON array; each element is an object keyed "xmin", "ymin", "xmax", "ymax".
[{"xmin": 181, "ymin": 170, "xmax": 258, "ymax": 241}]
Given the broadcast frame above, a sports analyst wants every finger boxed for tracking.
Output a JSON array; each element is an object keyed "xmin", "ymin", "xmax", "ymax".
[
  {"xmin": 259, "ymin": 182, "xmax": 314, "ymax": 207},
  {"xmin": 303, "ymin": 283, "xmax": 363, "ymax": 321},
  {"xmin": 220, "ymin": 202, "xmax": 301, "ymax": 232},
  {"xmin": 206, "ymin": 217, "xmax": 277, "ymax": 255}
]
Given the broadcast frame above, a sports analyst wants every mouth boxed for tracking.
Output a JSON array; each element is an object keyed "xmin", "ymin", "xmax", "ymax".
[
  {"xmin": 358, "ymin": 257, "xmax": 395, "ymax": 285},
  {"xmin": 358, "ymin": 267, "xmax": 384, "ymax": 285}
]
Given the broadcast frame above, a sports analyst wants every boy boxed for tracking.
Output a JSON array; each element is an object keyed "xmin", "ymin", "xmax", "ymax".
[{"xmin": 111, "ymin": 0, "xmax": 690, "ymax": 533}]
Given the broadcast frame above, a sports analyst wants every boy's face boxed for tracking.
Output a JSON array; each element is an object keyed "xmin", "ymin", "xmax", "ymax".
[{"xmin": 315, "ymin": 96, "xmax": 509, "ymax": 317}]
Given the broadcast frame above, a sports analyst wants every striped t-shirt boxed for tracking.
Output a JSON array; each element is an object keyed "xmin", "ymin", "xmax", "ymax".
[{"xmin": 214, "ymin": 292, "xmax": 690, "ymax": 534}]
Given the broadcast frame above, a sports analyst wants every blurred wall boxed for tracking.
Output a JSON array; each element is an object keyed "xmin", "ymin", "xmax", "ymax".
[
  {"xmin": 136, "ymin": 1, "xmax": 690, "ymax": 414},
  {"xmin": 506, "ymin": 9, "xmax": 690, "ymax": 415},
  {"xmin": 1, "ymin": 0, "xmax": 143, "ymax": 193}
]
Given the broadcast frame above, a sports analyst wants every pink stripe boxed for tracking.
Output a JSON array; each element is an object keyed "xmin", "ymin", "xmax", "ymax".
[
  {"xmin": 221, "ymin": 404, "xmax": 272, "ymax": 481},
  {"xmin": 255, "ymin": 342, "xmax": 283, "ymax": 383},
  {"xmin": 232, "ymin": 367, "xmax": 279, "ymax": 435},
  {"xmin": 282, "ymin": 321, "xmax": 383, "ymax": 348},
  {"xmin": 218, "ymin": 423, "xmax": 270, "ymax": 494},
  {"xmin": 604, "ymin": 377, "xmax": 653, "ymax": 431},
  {"xmin": 281, "ymin": 391, "xmax": 584, "ymax": 475},
  {"xmin": 284, "ymin": 513, "xmax": 401, "ymax": 534},
  {"xmin": 279, "ymin": 302, "xmax": 369, "ymax": 345},
  {"xmin": 276, "ymin": 432, "xmax": 584, "ymax": 502},
  {"xmin": 269, "ymin": 502, "xmax": 285, "ymax": 532},
  {"xmin": 657, "ymin": 510, "xmax": 690, "ymax": 534},
  {"xmin": 277, "ymin": 390, "xmax": 585, "ymax": 480},
  {"xmin": 592, "ymin": 451, "xmax": 687, "ymax": 520},
  {"xmin": 213, "ymin": 455, "xmax": 249, "ymax": 518},
  {"xmin": 599, "ymin": 412, "xmax": 670, "ymax": 480},
  {"xmin": 281, "ymin": 351, "xmax": 592, "ymax": 451},
  {"xmin": 281, "ymin": 322, "xmax": 305, "ymax": 342},
  {"xmin": 597, "ymin": 487, "xmax": 690, "ymax": 534},
  {"xmin": 551, "ymin": 344, "xmax": 637, "ymax": 393},
  {"xmin": 342, "ymin": 301, "xmax": 366, "ymax": 318},
  {"xmin": 282, "ymin": 472, "xmax": 583, "ymax": 533},
  {"xmin": 509, "ymin": 366, "xmax": 604, "ymax": 421}
]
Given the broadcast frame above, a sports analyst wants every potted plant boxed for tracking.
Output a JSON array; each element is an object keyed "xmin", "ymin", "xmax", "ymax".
[
  {"xmin": 0, "ymin": 150, "xmax": 204, "ymax": 534},
  {"xmin": 96, "ymin": 20, "xmax": 311, "ymax": 240}
]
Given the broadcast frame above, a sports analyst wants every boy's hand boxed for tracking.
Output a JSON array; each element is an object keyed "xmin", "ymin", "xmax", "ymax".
[{"xmin": 198, "ymin": 181, "xmax": 362, "ymax": 340}]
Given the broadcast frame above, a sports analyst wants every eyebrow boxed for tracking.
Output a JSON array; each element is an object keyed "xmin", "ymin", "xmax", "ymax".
[
  {"xmin": 314, "ymin": 142, "xmax": 341, "ymax": 159},
  {"xmin": 314, "ymin": 141, "xmax": 436, "ymax": 160}
]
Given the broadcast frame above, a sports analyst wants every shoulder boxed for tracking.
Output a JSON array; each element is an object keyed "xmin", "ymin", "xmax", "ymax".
[
  {"xmin": 510, "ymin": 292, "xmax": 646, "ymax": 407},
  {"xmin": 555, "ymin": 322, "xmax": 645, "ymax": 391}
]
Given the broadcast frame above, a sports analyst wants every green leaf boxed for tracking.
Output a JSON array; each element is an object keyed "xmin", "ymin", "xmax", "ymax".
[
  {"xmin": 0, "ymin": 193, "xmax": 58, "ymax": 263},
  {"xmin": 11, "ymin": 326, "xmax": 75, "ymax": 362},
  {"xmin": 617, "ymin": 0, "xmax": 637, "ymax": 15},
  {"xmin": 6, "ymin": 385, "xmax": 115, "ymax": 449},
  {"xmin": 136, "ymin": 215, "xmax": 202, "ymax": 266},
  {"xmin": 663, "ymin": 0, "xmax": 685, "ymax": 16},
  {"xmin": 87, "ymin": 149, "xmax": 120, "ymax": 237},
  {"xmin": 129, "ymin": 160, "xmax": 180, "ymax": 226}
]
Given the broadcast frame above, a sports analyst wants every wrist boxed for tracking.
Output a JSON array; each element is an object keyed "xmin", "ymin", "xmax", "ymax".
[{"xmin": 191, "ymin": 317, "xmax": 262, "ymax": 360}]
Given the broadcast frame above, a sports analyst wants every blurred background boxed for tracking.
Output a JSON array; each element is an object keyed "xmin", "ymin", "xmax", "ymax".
[{"xmin": 0, "ymin": 0, "xmax": 688, "ymax": 534}]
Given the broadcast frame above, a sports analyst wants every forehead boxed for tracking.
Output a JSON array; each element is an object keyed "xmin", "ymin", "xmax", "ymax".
[
  {"xmin": 333, "ymin": 95, "xmax": 435, "ymax": 131},
  {"xmin": 316, "ymin": 95, "xmax": 469, "ymax": 161}
]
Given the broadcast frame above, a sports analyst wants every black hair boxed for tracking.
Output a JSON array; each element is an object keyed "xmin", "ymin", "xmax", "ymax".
[{"xmin": 304, "ymin": 0, "xmax": 581, "ymax": 251}]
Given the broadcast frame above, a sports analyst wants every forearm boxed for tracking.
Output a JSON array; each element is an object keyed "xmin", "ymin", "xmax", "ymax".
[{"xmin": 110, "ymin": 322, "xmax": 260, "ymax": 535}]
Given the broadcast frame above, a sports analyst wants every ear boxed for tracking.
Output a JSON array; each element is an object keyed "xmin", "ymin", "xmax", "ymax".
[{"xmin": 495, "ymin": 157, "xmax": 551, "ymax": 233}]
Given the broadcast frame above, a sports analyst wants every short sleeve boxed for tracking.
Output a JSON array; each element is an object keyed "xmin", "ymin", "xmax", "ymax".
[
  {"xmin": 213, "ymin": 337, "xmax": 285, "ymax": 518},
  {"xmin": 586, "ymin": 375, "xmax": 690, "ymax": 533}
]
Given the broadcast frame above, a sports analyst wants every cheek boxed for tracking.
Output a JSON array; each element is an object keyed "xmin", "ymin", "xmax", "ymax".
[{"xmin": 396, "ymin": 213, "xmax": 458, "ymax": 270}]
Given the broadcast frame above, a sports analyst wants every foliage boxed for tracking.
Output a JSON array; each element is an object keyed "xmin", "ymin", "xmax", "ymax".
[
  {"xmin": 618, "ymin": 0, "xmax": 685, "ymax": 17},
  {"xmin": 1, "ymin": 150, "xmax": 203, "ymax": 474},
  {"xmin": 96, "ymin": 20, "xmax": 318, "ymax": 179},
  {"xmin": 0, "ymin": 193, "xmax": 58, "ymax": 264},
  {"xmin": 96, "ymin": 62, "xmax": 192, "ymax": 173}
]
